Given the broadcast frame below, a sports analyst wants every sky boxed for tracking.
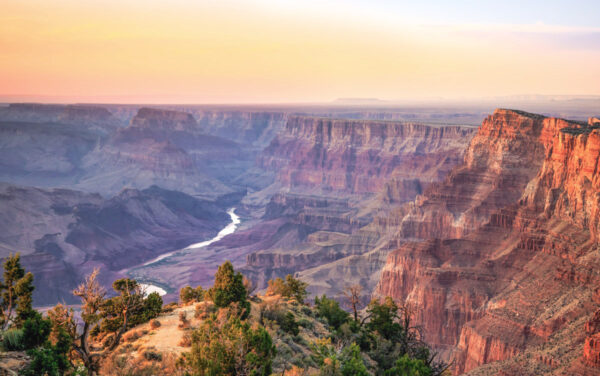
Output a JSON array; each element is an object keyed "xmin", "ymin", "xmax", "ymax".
[{"xmin": 0, "ymin": 0, "xmax": 599, "ymax": 103}]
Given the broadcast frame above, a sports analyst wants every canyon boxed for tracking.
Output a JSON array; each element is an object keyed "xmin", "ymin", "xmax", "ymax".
[{"xmin": 0, "ymin": 101, "xmax": 599, "ymax": 374}]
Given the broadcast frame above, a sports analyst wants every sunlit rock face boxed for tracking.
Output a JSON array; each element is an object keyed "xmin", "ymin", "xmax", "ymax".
[{"xmin": 376, "ymin": 109, "xmax": 600, "ymax": 375}]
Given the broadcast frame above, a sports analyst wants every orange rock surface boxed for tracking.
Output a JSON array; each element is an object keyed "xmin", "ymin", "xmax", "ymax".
[{"xmin": 376, "ymin": 109, "xmax": 600, "ymax": 374}]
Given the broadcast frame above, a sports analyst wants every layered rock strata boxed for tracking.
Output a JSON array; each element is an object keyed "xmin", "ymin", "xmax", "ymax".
[{"xmin": 375, "ymin": 110, "xmax": 600, "ymax": 374}]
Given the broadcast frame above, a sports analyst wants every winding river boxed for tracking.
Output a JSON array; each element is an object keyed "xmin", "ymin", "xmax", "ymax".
[{"xmin": 139, "ymin": 208, "xmax": 241, "ymax": 296}]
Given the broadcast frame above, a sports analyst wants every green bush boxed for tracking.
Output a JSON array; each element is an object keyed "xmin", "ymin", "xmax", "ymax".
[
  {"xmin": 314, "ymin": 295, "xmax": 350, "ymax": 330},
  {"xmin": 297, "ymin": 318, "xmax": 313, "ymax": 329},
  {"xmin": 186, "ymin": 310, "xmax": 275, "ymax": 376},
  {"xmin": 21, "ymin": 347, "xmax": 61, "ymax": 376},
  {"xmin": 280, "ymin": 312, "xmax": 300, "ymax": 336},
  {"xmin": 266, "ymin": 275, "xmax": 308, "ymax": 304},
  {"xmin": 143, "ymin": 348, "xmax": 163, "ymax": 361},
  {"xmin": 22, "ymin": 311, "xmax": 52, "ymax": 349},
  {"xmin": 21, "ymin": 328, "xmax": 72, "ymax": 376},
  {"xmin": 384, "ymin": 354, "xmax": 432, "ymax": 376}
]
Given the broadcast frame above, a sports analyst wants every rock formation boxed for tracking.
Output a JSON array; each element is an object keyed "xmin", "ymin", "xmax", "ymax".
[{"xmin": 375, "ymin": 109, "xmax": 600, "ymax": 374}]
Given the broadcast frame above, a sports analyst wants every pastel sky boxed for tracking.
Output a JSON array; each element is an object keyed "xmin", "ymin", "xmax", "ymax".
[{"xmin": 1, "ymin": 0, "xmax": 599, "ymax": 103}]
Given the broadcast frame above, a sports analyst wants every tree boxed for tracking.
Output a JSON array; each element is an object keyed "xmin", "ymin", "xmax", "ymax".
[
  {"xmin": 365, "ymin": 297, "xmax": 404, "ymax": 341},
  {"xmin": 314, "ymin": 295, "xmax": 350, "ymax": 331},
  {"xmin": 71, "ymin": 270, "xmax": 145, "ymax": 375},
  {"xmin": 209, "ymin": 261, "xmax": 250, "ymax": 318},
  {"xmin": 285, "ymin": 274, "xmax": 308, "ymax": 304},
  {"xmin": 343, "ymin": 284, "xmax": 362, "ymax": 322},
  {"xmin": 0, "ymin": 253, "xmax": 35, "ymax": 329},
  {"xmin": 266, "ymin": 277, "xmax": 286, "ymax": 296}
]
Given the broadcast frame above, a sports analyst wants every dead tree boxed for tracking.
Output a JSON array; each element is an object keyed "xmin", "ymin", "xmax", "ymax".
[{"xmin": 343, "ymin": 284, "xmax": 363, "ymax": 322}]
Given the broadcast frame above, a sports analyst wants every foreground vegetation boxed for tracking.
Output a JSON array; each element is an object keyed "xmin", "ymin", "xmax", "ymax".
[{"xmin": 0, "ymin": 255, "xmax": 448, "ymax": 375}]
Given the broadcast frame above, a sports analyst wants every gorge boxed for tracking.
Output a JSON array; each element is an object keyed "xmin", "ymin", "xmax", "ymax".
[{"xmin": 0, "ymin": 102, "xmax": 598, "ymax": 374}]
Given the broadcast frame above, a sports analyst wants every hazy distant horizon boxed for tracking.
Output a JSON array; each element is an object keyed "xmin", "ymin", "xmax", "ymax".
[{"xmin": 1, "ymin": 94, "xmax": 599, "ymax": 107}]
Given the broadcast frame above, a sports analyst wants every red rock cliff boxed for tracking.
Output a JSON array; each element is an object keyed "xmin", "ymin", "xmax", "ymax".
[{"xmin": 376, "ymin": 109, "xmax": 600, "ymax": 375}]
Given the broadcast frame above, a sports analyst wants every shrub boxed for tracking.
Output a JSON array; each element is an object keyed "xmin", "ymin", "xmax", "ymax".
[
  {"xmin": 1, "ymin": 328, "xmax": 24, "ymax": 350},
  {"xmin": 180, "ymin": 285, "xmax": 205, "ymax": 305},
  {"xmin": 163, "ymin": 302, "xmax": 178, "ymax": 313},
  {"xmin": 185, "ymin": 310, "xmax": 275, "ymax": 376},
  {"xmin": 384, "ymin": 354, "xmax": 432, "ymax": 376},
  {"xmin": 22, "ymin": 346, "xmax": 61, "ymax": 376},
  {"xmin": 178, "ymin": 311, "xmax": 189, "ymax": 329},
  {"xmin": 150, "ymin": 319, "xmax": 161, "ymax": 329},
  {"xmin": 21, "ymin": 327, "xmax": 71, "ymax": 376},
  {"xmin": 179, "ymin": 332, "xmax": 192, "ymax": 347},
  {"xmin": 266, "ymin": 275, "xmax": 308, "ymax": 304},
  {"xmin": 180, "ymin": 286, "xmax": 195, "ymax": 305},
  {"xmin": 123, "ymin": 330, "xmax": 142, "ymax": 342},
  {"xmin": 22, "ymin": 311, "xmax": 52, "ymax": 349},
  {"xmin": 280, "ymin": 312, "xmax": 300, "ymax": 336},
  {"xmin": 341, "ymin": 343, "xmax": 368, "ymax": 376},
  {"xmin": 195, "ymin": 302, "xmax": 214, "ymax": 320},
  {"xmin": 143, "ymin": 348, "xmax": 163, "ymax": 362},
  {"xmin": 297, "ymin": 318, "xmax": 313, "ymax": 329}
]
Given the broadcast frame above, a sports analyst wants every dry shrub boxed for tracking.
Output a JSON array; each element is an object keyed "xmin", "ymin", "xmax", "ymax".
[
  {"xmin": 101, "ymin": 351, "xmax": 186, "ymax": 376},
  {"xmin": 163, "ymin": 302, "xmax": 178, "ymax": 313},
  {"xmin": 285, "ymin": 365, "xmax": 307, "ymax": 376},
  {"xmin": 102, "ymin": 333, "xmax": 116, "ymax": 347},
  {"xmin": 143, "ymin": 347, "xmax": 162, "ymax": 361},
  {"xmin": 259, "ymin": 298, "xmax": 286, "ymax": 327},
  {"xmin": 178, "ymin": 311, "xmax": 189, "ymax": 329},
  {"xmin": 179, "ymin": 332, "xmax": 192, "ymax": 347},
  {"xmin": 194, "ymin": 301, "xmax": 216, "ymax": 320},
  {"xmin": 123, "ymin": 330, "xmax": 142, "ymax": 343},
  {"xmin": 150, "ymin": 319, "xmax": 161, "ymax": 329}
]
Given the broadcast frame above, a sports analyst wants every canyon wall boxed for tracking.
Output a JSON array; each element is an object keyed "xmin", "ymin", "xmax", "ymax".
[
  {"xmin": 78, "ymin": 107, "xmax": 243, "ymax": 197},
  {"xmin": 375, "ymin": 110, "xmax": 600, "ymax": 374},
  {"xmin": 259, "ymin": 116, "xmax": 474, "ymax": 194},
  {"xmin": 191, "ymin": 110, "xmax": 287, "ymax": 147}
]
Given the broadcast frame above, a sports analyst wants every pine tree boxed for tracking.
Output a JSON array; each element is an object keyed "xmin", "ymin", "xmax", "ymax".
[
  {"xmin": 0, "ymin": 253, "xmax": 35, "ymax": 329},
  {"xmin": 210, "ymin": 261, "xmax": 250, "ymax": 318}
]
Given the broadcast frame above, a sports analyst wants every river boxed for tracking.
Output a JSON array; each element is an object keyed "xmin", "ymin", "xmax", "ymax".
[{"xmin": 139, "ymin": 208, "xmax": 241, "ymax": 296}]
